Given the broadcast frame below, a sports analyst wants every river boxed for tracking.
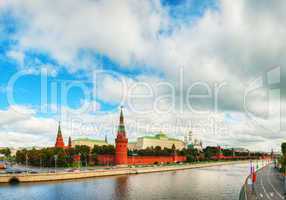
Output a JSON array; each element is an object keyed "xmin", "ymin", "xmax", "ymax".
[{"xmin": 0, "ymin": 163, "xmax": 249, "ymax": 200}]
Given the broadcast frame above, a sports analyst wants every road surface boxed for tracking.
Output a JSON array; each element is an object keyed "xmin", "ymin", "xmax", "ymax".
[{"xmin": 253, "ymin": 165, "xmax": 284, "ymax": 200}]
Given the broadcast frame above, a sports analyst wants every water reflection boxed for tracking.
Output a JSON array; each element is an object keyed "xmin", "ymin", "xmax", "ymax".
[
  {"xmin": 0, "ymin": 164, "xmax": 249, "ymax": 200},
  {"xmin": 113, "ymin": 176, "xmax": 129, "ymax": 200}
]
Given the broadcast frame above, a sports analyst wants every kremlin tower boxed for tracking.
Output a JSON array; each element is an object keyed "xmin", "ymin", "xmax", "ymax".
[
  {"xmin": 55, "ymin": 122, "xmax": 65, "ymax": 148},
  {"xmin": 115, "ymin": 106, "xmax": 128, "ymax": 165}
]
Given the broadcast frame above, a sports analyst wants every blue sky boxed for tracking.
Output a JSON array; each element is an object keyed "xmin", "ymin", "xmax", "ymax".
[
  {"xmin": 0, "ymin": 0, "xmax": 284, "ymax": 151},
  {"xmin": 0, "ymin": 0, "xmax": 220, "ymax": 114}
]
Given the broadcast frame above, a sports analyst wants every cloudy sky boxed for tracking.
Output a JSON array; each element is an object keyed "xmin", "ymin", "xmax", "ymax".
[{"xmin": 0, "ymin": 0, "xmax": 285, "ymax": 151}]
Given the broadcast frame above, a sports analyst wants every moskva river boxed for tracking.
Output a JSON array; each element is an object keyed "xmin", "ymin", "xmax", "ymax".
[{"xmin": 0, "ymin": 163, "xmax": 249, "ymax": 200}]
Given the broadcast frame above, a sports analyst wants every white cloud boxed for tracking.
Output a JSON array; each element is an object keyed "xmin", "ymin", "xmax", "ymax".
[
  {"xmin": 0, "ymin": 106, "xmax": 59, "ymax": 147},
  {"xmin": 3, "ymin": 0, "xmax": 168, "ymax": 71},
  {"xmin": 0, "ymin": 105, "xmax": 35, "ymax": 125},
  {"xmin": 0, "ymin": 103, "xmax": 283, "ymax": 151},
  {"xmin": 1, "ymin": 0, "xmax": 286, "ymax": 150},
  {"xmin": 2, "ymin": 0, "xmax": 285, "ymax": 78},
  {"xmin": 6, "ymin": 50, "xmax": 25, "ymax": 66}
]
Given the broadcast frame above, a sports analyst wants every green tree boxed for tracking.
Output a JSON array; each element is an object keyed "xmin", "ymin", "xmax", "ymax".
[
  {"xmin": 280, "ymin": 143, "xmax": 286, "ymax": 172},
  {"xmin": 282, "ymin": 143, "xmax": 286, "ymax": 156},
  {"xmin": 75, "ymin": 145, "xmax": 91, "ymax": 166},
  {"xmin": 0, "ymin": 148, "xmax": 11, "ymax": 157}
]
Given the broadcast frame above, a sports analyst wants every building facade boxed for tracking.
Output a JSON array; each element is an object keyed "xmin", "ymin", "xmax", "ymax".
[
  {"xmin": 97, "ymin": 108, "xmax": 187, "ymax": 166},
  {"xmin": 185, "ymin": 131, "xmax": 203, "ymax": 151},
  {"xmin": 71, "ymin": 138, "xmax": 108, "ymax": 149},
  {"xmin": 128, "ymin": 133, "xmax": 185, "ymax": 150}
]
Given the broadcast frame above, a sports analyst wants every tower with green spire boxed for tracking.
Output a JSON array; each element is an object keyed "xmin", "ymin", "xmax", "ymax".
[
  {"xmin": 105, "ymin": 135, "xmax": 108, "ymax": 144},
  {"xmin": 55, "ymin": 121, "xmax": 65, "ymax": 148},
  {"xmin": 117, "ymin": 106, "xmax": 126, "ymax": 138},
  {"xmin": 115, "ymin": 106, "xmax": 128, "ymax": 165}
]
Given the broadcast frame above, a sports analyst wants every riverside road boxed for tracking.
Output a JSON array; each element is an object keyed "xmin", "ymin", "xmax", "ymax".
[{"xmin": 248, "ymin": 164, "xmax": 284, "ymax": 200}]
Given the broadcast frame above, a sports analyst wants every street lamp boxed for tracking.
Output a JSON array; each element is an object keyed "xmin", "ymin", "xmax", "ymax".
[
  {"xmin": 25, "ymin": 153, "xmax": 28, "ymax": 174},
  {"xmin": 40, "ymin": 156, "xmax": 42, "ymax": 171},
  {"xmin": 78, "ymin": 153, "xmax": 81, "ymax": 169},
  {"xmin": 284, "ymin": 166, "xmax": 286, "ymax": 196},
  {"xmin": 54, "ymin": 155, "xmax": 58, "ymax": 173}
]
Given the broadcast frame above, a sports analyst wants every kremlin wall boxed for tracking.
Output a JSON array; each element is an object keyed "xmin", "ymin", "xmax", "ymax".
[
  {"xmin": 54, "ymin": 107, "xmax": 187, "ymax": 166},
  {"xmin": 97, "ymin": 154, "xmax": 186, "ymax": 165}
]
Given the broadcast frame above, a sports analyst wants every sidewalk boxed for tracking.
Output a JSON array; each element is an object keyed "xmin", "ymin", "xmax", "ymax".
[{"xmin": 242, "ymin": 164, "xmax": 284, "ymax": 200}]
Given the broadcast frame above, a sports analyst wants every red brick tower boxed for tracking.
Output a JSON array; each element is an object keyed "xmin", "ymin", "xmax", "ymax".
[
  {"xmin": 115, "ymin": 106, "xmax": 128, "ymax": 166},
  {"xmin": 55, "ymin": 121, "xmax": 65, "ymax": 148}
]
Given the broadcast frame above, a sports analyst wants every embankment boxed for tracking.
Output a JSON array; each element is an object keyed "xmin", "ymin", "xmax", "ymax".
[{"xmin": 0, "ymin": 160, "xmax": 249, "ymax": 184}]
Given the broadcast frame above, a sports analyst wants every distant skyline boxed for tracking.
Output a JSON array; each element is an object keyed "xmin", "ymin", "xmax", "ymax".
[{"xmin": 0, "ymin": 0, "xmax": 285, "ymax": 151}]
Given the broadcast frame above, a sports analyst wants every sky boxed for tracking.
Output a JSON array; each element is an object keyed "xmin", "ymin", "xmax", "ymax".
[{"xmin": 0, "ymin": 0, "xmax": 285, "ymax": 151}]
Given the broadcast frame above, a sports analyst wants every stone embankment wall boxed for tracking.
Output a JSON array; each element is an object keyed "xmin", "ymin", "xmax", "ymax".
[{"xmin": 0, "ymin": 160, "xmax": 248, "ymax": 184}]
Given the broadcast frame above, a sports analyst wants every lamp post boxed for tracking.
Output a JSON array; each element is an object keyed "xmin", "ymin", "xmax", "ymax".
[
  {"xmin": 284, "ymin": 166, "xmax": 286, "ymax": 196},
  {"xmin": 249, "ymin": 160, "xmax": 255, "ymax": 193},
  {"xmin": 40, "ymin": 157, "xmax": 42, "ymax": 171},
  {"xmin": 25, "ymin": 153, "xmax": 28, "ymax": 174},
  {"xmin": 85, "ymin": 153, "xmax": 88, "ymax": 169},
  {"xmin": 54, "ymin": 155, "xmax": 58, "ymax": 173},
  {"xmin": 78, "ymin": 153, "xmax": 81, "ymax": 170}
]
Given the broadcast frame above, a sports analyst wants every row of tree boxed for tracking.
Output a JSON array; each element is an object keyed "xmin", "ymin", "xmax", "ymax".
[
  {"xmin": 128, "ymin": 145, "xmax": 178, "ymax": 156},
  {"xmin": 14, "ymin": 144, "xmax": 266, "ymax": 168},
  {"xmin": 15, "ymin": 145, "xmax": 116, "ymax": 168},
  {"xmin": 16, "ymin": 146, "xmax": 90, "ymax": 167},
  {"xmin": 0, "ymin": 148, "xmax": 11, "ymax": 157}
]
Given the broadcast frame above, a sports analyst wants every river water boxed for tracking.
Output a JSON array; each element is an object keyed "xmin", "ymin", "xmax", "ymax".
[{"xmin": 0, "ymin": 163, "xmax": 250, "ymax": 200}]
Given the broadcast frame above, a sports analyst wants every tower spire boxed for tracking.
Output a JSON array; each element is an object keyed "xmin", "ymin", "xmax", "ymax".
[
  {"xmin": 120, "ymin": 106, "xmax": 124, "ymax": 124},
  {"xmin": 55, "ymin": 121, "xmax": 65, "ymax": 148},
  {"xmin": 117, "ymin": 106, "xmax": 126, "ymax": 138},
  {"xmin": 105, "ymin": 135, "xmax": 108, "ymax": 144},
  {"xmin": 68, "ymin": 136, "xmax": 72, "ymax": 148},
  {"xmin": 57, "ymin": 121, "xmax": 62, "ymax": 137}
]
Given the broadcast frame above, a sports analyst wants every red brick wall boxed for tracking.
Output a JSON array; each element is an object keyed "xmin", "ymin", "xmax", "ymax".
[
  {"xmin": 128, "ymin": 155, "xmax": 186, "ymax": 165},
  {"xmin": 97, "ymin": 154, "xmax": 186, "ymax": 165},
  {"xmin": 97, "ymin": 154, "xmax": 115, "ymax": 165}
]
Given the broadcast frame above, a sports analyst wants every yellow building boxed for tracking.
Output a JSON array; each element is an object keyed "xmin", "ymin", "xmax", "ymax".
[
  {"xmin": 71, "ymin": 138, "xmax": 108, "ymax": 149},
  {"xmin": 128, "ymin": 133, "xmax": 185, "ymax": 150}
]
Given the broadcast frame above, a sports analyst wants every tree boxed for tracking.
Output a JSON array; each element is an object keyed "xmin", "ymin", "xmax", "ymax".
[
  {"xmin": 282, "ymin": 143, "xmax": 286, "ymax": 156},
  {"xmin": 16, "ymin": 147, "xmax": 76, "ymax": 168},
  {"xmin": 280, "ymin": 143, "xmax": 286, "ymax": 172},
  {"xmin": 92, "ymin": 145, "xmax": 115, "ymax": 155},
  {"xmin": 203, "ymin": 146, "xmax": 218, "ymax": 160},
  {"xmin": 0, "ymin": 148, "xmax": 11, "ymax": 157},
  {"xmin": 75, "ymin": 145, "xmax": 91, "ymax": 166}
]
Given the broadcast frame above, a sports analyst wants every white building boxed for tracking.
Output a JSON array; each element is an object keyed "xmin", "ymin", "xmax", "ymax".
[
  {"xmin": 185, "ymin": 131, "xmax": 203, "ymax": 151},
  {"xmin": 128, "ymin": 133, "xmax": 185, "ymax": 150},
  {"xmin": 71, "ymin": 138, "xmax": 108, "ymax": 149}
]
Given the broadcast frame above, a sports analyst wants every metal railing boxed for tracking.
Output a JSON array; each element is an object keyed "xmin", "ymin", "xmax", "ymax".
[{"xmin": 239, "ymin": 175, "xmax": 249, "ymax": 200}]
